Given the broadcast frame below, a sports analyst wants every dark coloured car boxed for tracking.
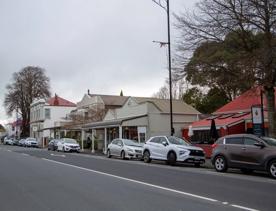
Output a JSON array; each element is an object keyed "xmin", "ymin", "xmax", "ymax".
[
  {"xmin": 48, "ymin": 139, "xmax": 59, "ymax": 151},
  {"xmin": 211, "ymin": 134, "xmax": 276, "ymax": 179}
]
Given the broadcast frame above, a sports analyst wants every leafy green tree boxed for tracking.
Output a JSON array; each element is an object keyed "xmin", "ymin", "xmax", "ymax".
[
  {"xmin": 182, "ymin": 87, "xmax": 229, "ymax": 114},
  {"xmin": 175, "ymin": 0, "xmax": 276, "ymax": 137},
  {"xmin": 183, "ymin": 31, "xmax": 257, "ymax": 100}
]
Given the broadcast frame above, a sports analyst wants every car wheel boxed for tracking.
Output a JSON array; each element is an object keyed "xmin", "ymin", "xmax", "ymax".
[
  {"xmin": 121, "ymin": 151, "xmax": 126, "ymax": 160},
  {"xmin": 214, "ymin": 155, "xmax": 228, "ymax": 172},
  {"xmin": 143, "ymin": 150, "xmax": 151, "ymax": 163},
  {"xmin": 268, "ymin": 159, "xmax": 276, "ymax": 179},
  {"xmin": 107, "ymin": 149, "xmax": 111, "ymax": 158},
  {"xmin": 167, "ymin": 152, "xmax": 176, "ymax": 166},
  {"xmin": 240, "ymin": 168, "xmax": 253, "ymax": 174}
]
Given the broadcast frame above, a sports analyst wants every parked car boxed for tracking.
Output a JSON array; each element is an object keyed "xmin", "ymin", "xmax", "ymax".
[
  {"xmin": 48, "ymin": 139, "xmax": 59, "ymax": 151},
  {"xmin": 13, "ymin": 139, "xmax": 19, "ymax": 146},
  {"xmin": 18, "ymin": 139, "xmax": 26, "ymax": 146},
  {"xmin": 143, "ymin": 136, "xmax": 205, "ymax": 166},
  {"xmin": 211, "ymin": 134, "xmax": 276, "ymax": 179},
  {"xmin": 4, "ymin": 137, "xmax": 15, "ymax": 145},
  {"xmin": 57, "ymin": 138, "xmax": 80, "ymax": 152},
  {"xmin": 25, "ymin": 138, "xmax": 39, "ymax": 148},
  {"xmin": 107, "ymin": 138, "xmax": 143, "ymax": 159}
]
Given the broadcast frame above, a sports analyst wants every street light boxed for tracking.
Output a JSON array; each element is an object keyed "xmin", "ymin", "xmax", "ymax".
[{"xmin": 152, "ymin": 0, "xmax": 174, "ymax": 136}]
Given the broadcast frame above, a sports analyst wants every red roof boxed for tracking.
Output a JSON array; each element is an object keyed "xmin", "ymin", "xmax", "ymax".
[
  {"xmin": 191, "ymin": 113, "xmax": 251, "ymax": 129},
  {"xmin": 215, "ymin": 86, "xmax": 276, "ymax": 114},
  {"xmin": 47, "ymin": 95, "xmax": 76, "ymax": 107}
]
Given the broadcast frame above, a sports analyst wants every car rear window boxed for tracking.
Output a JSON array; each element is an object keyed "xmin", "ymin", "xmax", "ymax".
[{"xmin": 225, "ymin": 137, "xmax": 244, "ymax": 145}]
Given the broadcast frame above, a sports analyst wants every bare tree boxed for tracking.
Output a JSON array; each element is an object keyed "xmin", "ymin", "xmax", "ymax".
[
  {"xmin": 4, "ymin": 66, "xmax": 51, "ymax": 136},
  {"xmin": 153, "ymin": 78, "xmax": 187, "ymax": 99},
  {"xmin": 174, "ymin": 0, "xmax": 276, "ymax": 137},
  {"xmin": 66, "ymin": 107, "xmax": 107, "ymax": 127}
]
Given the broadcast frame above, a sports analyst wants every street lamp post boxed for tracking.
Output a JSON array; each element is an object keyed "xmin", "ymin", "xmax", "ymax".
[{"xmin": 152, "ymin": 0, "xmax": 174, "ymax": 136}]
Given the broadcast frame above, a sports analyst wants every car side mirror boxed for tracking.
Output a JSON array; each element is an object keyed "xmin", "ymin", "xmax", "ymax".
[
  {"xmin": 162, "ymin": 141, "xmax": 168, "ymax": 146},
  {"xmin": 254, "ymin": 142, "xmax": 265, "ymax": 148}
]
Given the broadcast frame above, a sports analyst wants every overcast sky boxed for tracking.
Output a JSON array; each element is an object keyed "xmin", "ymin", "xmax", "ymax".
[{"xmin": 0, "ymin": 0, "xmax": 198, "ymax": 124}]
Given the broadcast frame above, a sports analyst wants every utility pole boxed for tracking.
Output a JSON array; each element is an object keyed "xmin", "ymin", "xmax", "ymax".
[{"xmin": 152, "ymin": 0, "xmax": 174, "ymax": 136}]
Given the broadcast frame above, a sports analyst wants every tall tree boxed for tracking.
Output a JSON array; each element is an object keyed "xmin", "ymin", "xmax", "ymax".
[
  {"xmin": 182, "ymin": 87, "xmax": 229, "ymax": 114},
  {"xmin": 4, "ymin": 66, "xmax": 51, "ymax": 136},
  {"xmin": 182, "ymin": 31, "xmax": 257, "ymax": 100},
  {"xmin": 174, "ymin": 0, "xmax": 276, "ymax": 137}
]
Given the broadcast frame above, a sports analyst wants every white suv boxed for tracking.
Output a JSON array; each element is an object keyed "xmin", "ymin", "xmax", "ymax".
[{"xmin": 143, "ymin": 136, "xmax": 205, "ymax": 166}]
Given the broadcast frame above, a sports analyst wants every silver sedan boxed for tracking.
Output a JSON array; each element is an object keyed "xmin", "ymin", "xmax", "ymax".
[{"xmin": 107, "ymin": 139, "xmax": 143, "ymax": 159}]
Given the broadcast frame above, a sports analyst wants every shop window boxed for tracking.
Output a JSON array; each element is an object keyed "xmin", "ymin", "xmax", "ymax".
[{"xmin": 45, "ymin": 108, "xmax": 51, "ymax": 119}]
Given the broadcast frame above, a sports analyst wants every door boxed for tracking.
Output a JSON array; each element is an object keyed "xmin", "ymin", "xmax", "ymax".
[
  {"xmin": 224, "ymin": 137, "xmax": 244, "ymax": 166},
  {"xmin": 147, "ymin": 137, "xmax": 161, "ymax": 159},
  {"xmin": 114, "ymin": 139, "xmax": 124, "ymax": 156},
  {"xmin": 109, "ymin": 139, "xmax": 118, "ymax": 155},
  {"xmin": 156, "ymin": 137, "xmax": 169, "ymax": 160},
  {"xmin": 240, "ymin": 137, "xmax": 265, "ymax": 167}
]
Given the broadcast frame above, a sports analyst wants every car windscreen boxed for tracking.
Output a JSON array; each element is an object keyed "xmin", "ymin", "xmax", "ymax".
[
  {"xmin": 64, "ymin": 139, "xmax": 77, "ymax": 144},
  {"xmin": 28, "ymin": 138, "xmax": 36, "ymax": 141},
  {"xmin": 167, "ymin": 136, "xmax": 190, "ymax": 146},
  {"xmin": 261, "ymin": 137, "xmax": 276, "ymax": 146},
  {"xmin": 123, "ymin": 139, "xmax": 140, "ymax": 146}
]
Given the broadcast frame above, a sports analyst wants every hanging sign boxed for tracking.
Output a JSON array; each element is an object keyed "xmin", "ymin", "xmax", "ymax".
[{"xmin": 251, "ymin": 106, "xmax": 264, "ymax": 136}]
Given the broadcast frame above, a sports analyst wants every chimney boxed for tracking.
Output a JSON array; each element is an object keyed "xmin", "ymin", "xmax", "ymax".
[{"xmin": 54, "ymin": 93, "xmax": 59, "ymax": 106}]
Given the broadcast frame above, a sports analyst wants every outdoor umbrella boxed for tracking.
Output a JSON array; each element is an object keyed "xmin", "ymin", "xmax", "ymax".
[
  {"xmin": 210, "ymin": 119, "xmax": 219, "ymax": 142},
  {"xmin": 188, "ymin": 125, "xmax": 194, "ymax": 137}
]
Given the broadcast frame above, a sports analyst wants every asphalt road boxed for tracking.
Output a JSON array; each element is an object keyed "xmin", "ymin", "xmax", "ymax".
[{"xmin": 0, "ymin": 145, "xmax": 275, "ymax": 211}]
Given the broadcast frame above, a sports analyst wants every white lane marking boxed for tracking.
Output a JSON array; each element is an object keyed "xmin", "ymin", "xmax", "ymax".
[
  {"xmin": 7, "ymin": 150, "xmax": 12, "ymax": 152},
  {"xmin": 21, "ymin": 153, "xmax": 29, "ymax": 156},
  {"xmin": 42, "ymin": 158, "xmax": 218, "ymax": 202},
  {"xmin": 50, "ymin": 153, "xmax": 66, "ymax": 158},
  {"xmin": 231, "ymin": 204, "xmax": 260, "ymax": 211},
  {"xmin": 222, "ymin": 202, "xmax": 229, "ymax": 205}
]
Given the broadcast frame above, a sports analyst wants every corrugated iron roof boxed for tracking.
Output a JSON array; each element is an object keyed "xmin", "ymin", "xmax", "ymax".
[
  {"xmin": 47, "ymin": 95, "xmax": 76, "ymax": 107},
  {"xmin": 89, "ymin": 94, "xmax": 128, "ymax": 106},
  {"xmin": 133, "ymin": 97, "xmax": 201, "ymax": 114}
]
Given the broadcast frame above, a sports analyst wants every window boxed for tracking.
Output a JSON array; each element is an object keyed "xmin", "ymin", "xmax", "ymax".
[
  {"xmin": 159, "ymin": 137, "xmax": 168, "ymax": 145},
  {"xmin": 84, "ymin": 112, "xmax": 88, "ymax": 120},
  {"xmin": 150, "ymin": 137, "xmax": 160, "ymax": 144},
  {"xmin": 168, "ymin": 136, "xmax": 189, "ymax": 146},
  {"xmin": 112, "ymin": 139, "xmax": 118, "ymax": 145},
  {"xmin": 117, "ymin": 140, "xmax": 123, "ymax": 146},
  {"xmin": 45, "ymin": 108, "xmax": 51, "ymax": 119},
  {"xmin": 244, "ymin": 138, "xmax": 258, "ymax": 146},
  {"xmin": 261, "ymin": 137, "xmax": 276, "ymax": 146},
  {"xmin": 225, "ymin": 137, "xmax": 244, "ymax": 145}
]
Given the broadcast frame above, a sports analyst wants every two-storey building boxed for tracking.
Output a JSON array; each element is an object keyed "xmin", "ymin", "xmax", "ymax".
[{"xmin": 30, "ymin": 94, "xmax": 76, "ymax": 146}]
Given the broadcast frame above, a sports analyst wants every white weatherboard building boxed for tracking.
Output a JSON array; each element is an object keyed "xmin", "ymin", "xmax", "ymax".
[
  {"xmin": 30, "ymin": 95, "xmax": 76, "ymax": 146},
  {"xmin": 83, "ymin": 96, "xmax": 201, "ymax": 153}
]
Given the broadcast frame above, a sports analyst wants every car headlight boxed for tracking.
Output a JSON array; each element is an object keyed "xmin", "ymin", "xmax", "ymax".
[
  {"xmin": 179, "ymin": 150, "xmax": 189, "ymax": 156},
  {"xmin": 126, "ymin": 147, "xmax": 134, "ymax": 152}
]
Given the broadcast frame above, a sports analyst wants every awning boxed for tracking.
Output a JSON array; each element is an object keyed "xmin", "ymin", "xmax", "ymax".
[
  {"xmin": 191, "ymin": 113, "xmax": 251, "ymax": 130},
  {"xmin": 82, "ymin": 115, "xmax": 148, "ymax": 129}
]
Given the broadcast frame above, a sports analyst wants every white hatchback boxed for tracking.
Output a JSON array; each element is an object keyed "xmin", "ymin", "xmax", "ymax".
[
  {"xmin": 143, "ymin": 136, "xmax": 205, "ymax": 166},
  {"xmin": 57, "ymin": 138, "xmax": 80, "ymax": 153}
]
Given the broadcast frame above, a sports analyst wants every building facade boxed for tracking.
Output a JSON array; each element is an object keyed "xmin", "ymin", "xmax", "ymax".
[
  {"xmin": 30, "ymin": 95, "xmax": 76, "ymax": 146},
  {"xmin": 83, "ymin": 96, "xmax": 201, "ymax": 153}
]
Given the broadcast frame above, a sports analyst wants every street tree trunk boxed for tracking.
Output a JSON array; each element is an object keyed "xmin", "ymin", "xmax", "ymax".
[{"xmin": 265, "ymin": 87, "xmax": 276, "ymax": 138}]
